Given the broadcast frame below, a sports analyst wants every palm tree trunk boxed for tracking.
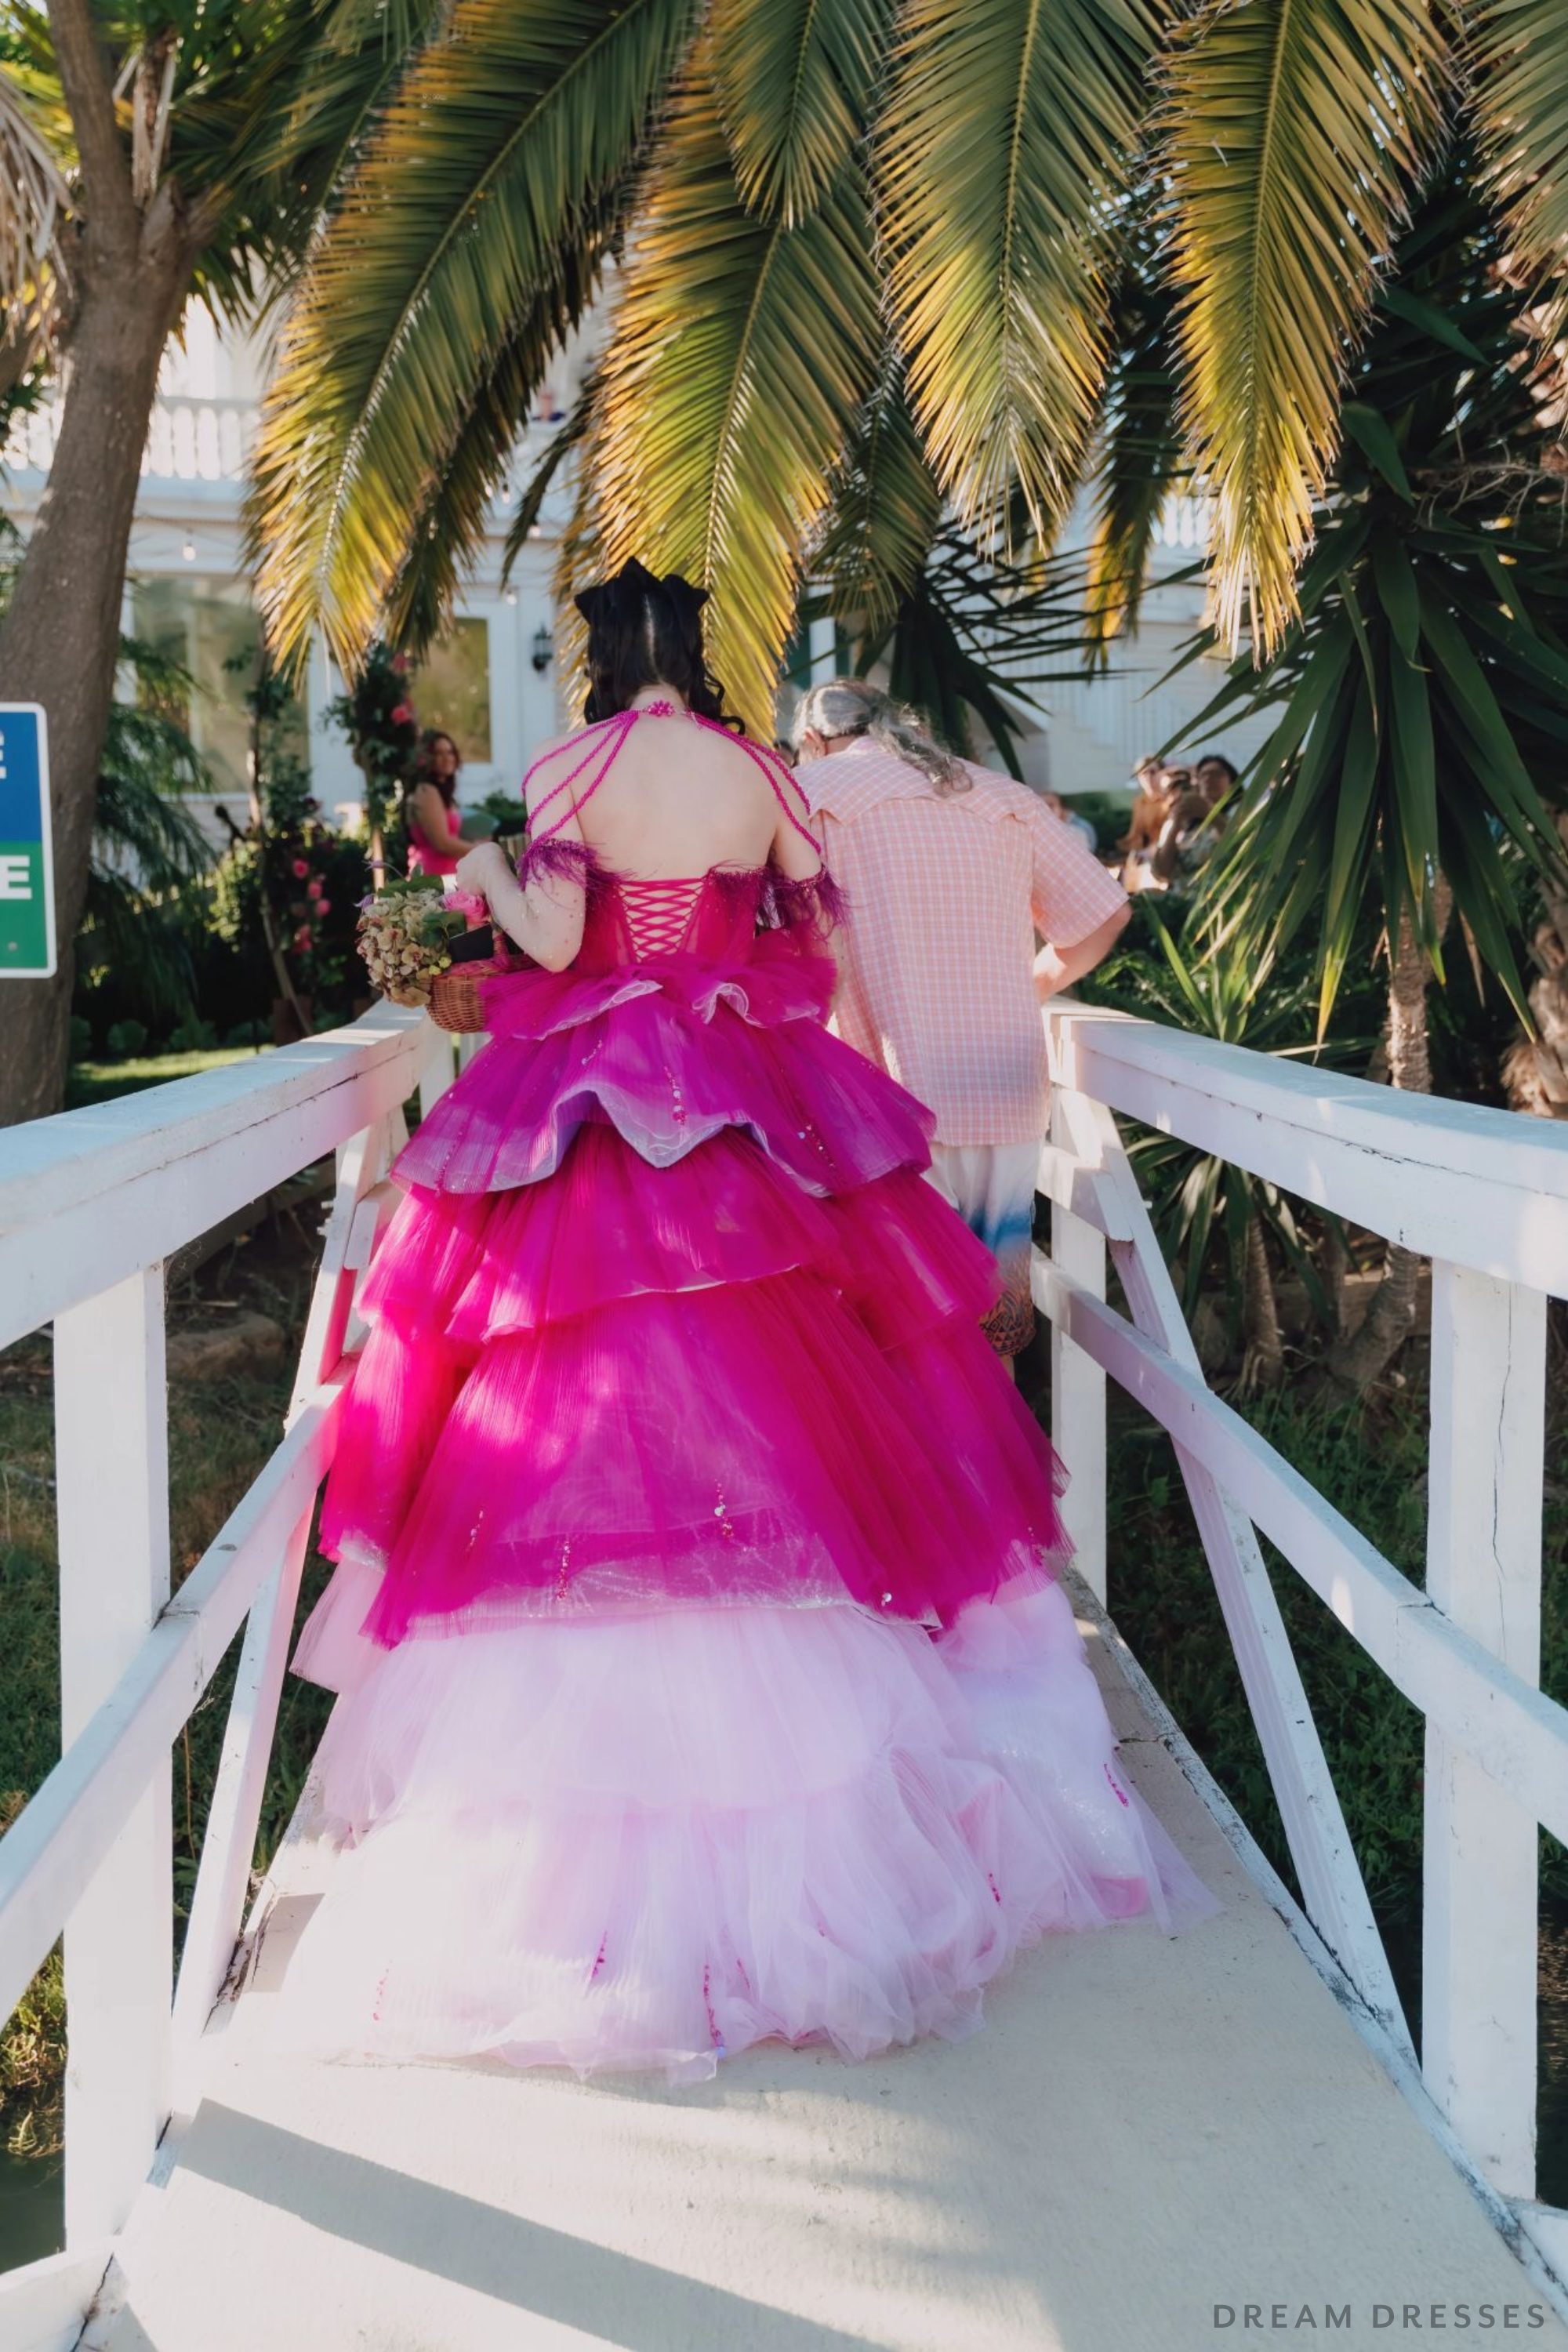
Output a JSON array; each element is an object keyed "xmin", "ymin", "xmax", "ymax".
[
  {"xmin": 1504, "ymin": 811, "xmax": 1568, "ymax": 1120},
  {"xmin": 0, "ymin": 2, "xmax": 196, "ymax": 1124},
  {"xmin": 1327, "ymin": 896, "xmax": 1442, "ymax": 1391},
  {"xmin": 1240, "ymin": 1207, "xmax": 1284, "ymax": 1389}
]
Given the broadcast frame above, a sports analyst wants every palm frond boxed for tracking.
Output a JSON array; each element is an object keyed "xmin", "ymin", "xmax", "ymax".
[
  {"xmin": 0, "ymin": 61, "xmax": 71, "ymax": 354},
  {"xmin": 710, "ymin": 0, "xmax": 889, "ymax": 223},
  {"xmin": 815, "ymin": 350, "xmax": 942, "ymax": 635},
  {"xmin": 879, "ymin": 0, "xmax": 1170, "ymax": 545},
  {"xmin": 1084, "ymin": 221, "xmax": 1185, "ymax": 662},
  {"xmin": 850, "ymin": 527, "xmax": 1105, "ymax": 774},
  {"xmin": 592, "ymin": 59, "xmax": 882, "ymax": 731},
  {"xmin": 250, "ymin": 0, "xmax": 699, "ymax": 676},
  {"xmin": 501, "ymin": 370, "xmax": 597, "ymax": 587},
  {"xmin": 384, "ymin": 218, "xmax": 614, "ymax": 654},
  {"xmin": 237, "ymin": 0, "xmax": 453, "ymax": 281},
  {"xmin": 1468, "ymin": 0, "xmax": 1568, "ymax": 343},
  {"xmin": 1163, "ymin": 0, "xmax": 1442, "ymax": 658}
]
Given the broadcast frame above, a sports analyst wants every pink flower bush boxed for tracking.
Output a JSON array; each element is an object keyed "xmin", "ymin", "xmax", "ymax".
[
  {"xmin": 390, "ymin": 653, "xmax": 409, "ymax": 676},
  {"xmin": 293, "ymin": 924, "xmax": 314, "ymax": 953},
  {"xmin": 390, "ymin": 702, "xmax": 415, "ymax": 726},
  {"xmin": 292, "ymin": 857, "xmax": 310, "ymax": 880},
  {"xmin": 307, "ymin": 876, "xmax": 323, "ymax": 900},
  {"xmin": 315, "ymin": 898, "xmax": 332, "ymax": 917}
]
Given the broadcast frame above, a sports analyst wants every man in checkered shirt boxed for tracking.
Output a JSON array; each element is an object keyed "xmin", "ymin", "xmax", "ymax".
[{"xmin": 794, "ymin": 681, "xmax": 1129, "ymax": 1363}]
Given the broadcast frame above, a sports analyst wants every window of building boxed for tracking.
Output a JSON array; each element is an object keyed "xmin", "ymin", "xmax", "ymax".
[
  {"xmin": 130, "ymin": 577, "xmax": 306, "ymax": 800},
  {"xmin": 415, "ymin": 619, "xmax": 492, "ymax": 764}
]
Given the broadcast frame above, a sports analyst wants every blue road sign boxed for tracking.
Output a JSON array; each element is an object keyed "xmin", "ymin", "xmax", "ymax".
[{"xmin": 0, "ymin": 704, "xmax": 54, "ymax": 977}]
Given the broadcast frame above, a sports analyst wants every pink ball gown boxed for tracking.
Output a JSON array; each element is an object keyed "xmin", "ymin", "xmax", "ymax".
[{"xmin": 281, "ymin": 706, "xmax": 1214, "ymax": 2078}]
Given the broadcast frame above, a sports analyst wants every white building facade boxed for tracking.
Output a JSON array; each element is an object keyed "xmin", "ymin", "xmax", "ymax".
[{"xmin": 5, "ymin": 307, "xmax": 1273, "ymax": 837}]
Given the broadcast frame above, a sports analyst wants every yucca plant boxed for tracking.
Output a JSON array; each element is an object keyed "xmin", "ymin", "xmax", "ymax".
[
  {"xmin": 1085, "ymin": 902, "xmax": 1376, "ymax": 1388},
  {"xmin": 1181, "ymin": 162, "xmax": 1568, "ymax": 1385},
  {"xmin": 249, "ymin": 0, "xmax": 1568, "ymax": 728}
]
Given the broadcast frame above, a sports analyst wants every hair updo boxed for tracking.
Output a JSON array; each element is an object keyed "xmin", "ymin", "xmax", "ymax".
[
  {"xmin": 792, "ymin": 678, "xmax": 970, "ymax": 796},
  {"xmin": 574, "ymin": 557, "xmax": 739, "ymax": 728}
]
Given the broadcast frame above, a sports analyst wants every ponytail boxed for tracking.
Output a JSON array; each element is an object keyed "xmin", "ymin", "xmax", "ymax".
[{"xmin": 793, "ymin": 679, "xmax": 971, "ymax": 797}]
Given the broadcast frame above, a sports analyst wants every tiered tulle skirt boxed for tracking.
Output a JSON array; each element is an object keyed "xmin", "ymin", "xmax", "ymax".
[{"xmin": 281, "ymin": 925, "xmax": 1214, "ymax": 2074}]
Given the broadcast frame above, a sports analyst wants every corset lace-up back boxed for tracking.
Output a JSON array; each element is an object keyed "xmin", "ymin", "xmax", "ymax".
[{"xmin": 617, "ymin": 875, "xmax": 710, "ymax": 961}]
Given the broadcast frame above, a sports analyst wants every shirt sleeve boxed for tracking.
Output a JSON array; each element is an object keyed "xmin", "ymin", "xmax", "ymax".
[{"xmin": 1025, "ymin": 797, "xmax": 1128, "ymax": 947}]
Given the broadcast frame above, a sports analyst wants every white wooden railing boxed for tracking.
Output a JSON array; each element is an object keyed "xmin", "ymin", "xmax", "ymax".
[
  {"xmin": 1039, "ymin": 998, "xmax": 1568, "ymax": 2297},
  {"xmin": 0, "ymin": 993, "xmax": 1565, "ymax": 2345},
  {"xmin": 0, "ymin": 1004, "xmax": 452, "ymax": 2352}
]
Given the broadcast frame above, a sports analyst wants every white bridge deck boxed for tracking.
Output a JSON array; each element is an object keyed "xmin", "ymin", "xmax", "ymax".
[
  {"xmin": 74, "ymin": 1599, "xmax": 1567, "ymax": 2352},
  {"xmin": 2, "ymin": 1002, "xmax": 1566, "ymax": 2352}
]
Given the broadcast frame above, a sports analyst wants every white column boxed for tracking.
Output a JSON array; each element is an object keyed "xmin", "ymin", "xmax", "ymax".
[
  {"xmin": 808, "ymin": 615, "xmax": 836, "ymax": 683},
  {"xmin": 1422, "ymin": 1261, "xmax": 1545, "ymax": 2195},
  {"xmin": 54, "ymin": 1265, "xmax": 172, "ymax": 2246},
  {"xmin": 1047, "ymin": 1094, "xmax": 1108, "ymax": 1602}
]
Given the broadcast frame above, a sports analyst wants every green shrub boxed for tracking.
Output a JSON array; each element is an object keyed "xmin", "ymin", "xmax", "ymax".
[
  {"xmin": 67, "ymin": 1015, "xmax": 92, "ymax": 1063},
  {"xmin": 166, "ymin": 1018, "xmax": 219, "ymax": 1053},
  {"xmin": 103, "ymin": 1018, "xmax": 148, "ymax": 1059}
]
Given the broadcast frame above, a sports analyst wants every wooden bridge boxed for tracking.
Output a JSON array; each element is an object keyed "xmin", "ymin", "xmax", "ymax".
[{"xmin": 1, "ymin": 999, "xmax": 1566, "ymax": 2352}]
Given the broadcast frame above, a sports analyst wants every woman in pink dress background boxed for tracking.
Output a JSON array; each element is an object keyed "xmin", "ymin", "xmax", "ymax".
[
  {"xmin": 281, "ymin": 559, "xmax": 1213, "ymax": 2078},
  {"xmin": 405, "ymin": 728, "xmax": 485, "ymax": 877}
]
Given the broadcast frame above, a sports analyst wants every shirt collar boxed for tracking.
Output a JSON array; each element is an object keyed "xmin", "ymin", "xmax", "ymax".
[{"xmin": 798, "ymin": 739, "xmax": 935, "ymax": 824}]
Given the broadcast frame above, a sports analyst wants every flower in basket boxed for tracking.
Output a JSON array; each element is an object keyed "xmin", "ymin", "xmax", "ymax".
[{"xmin": 355, "ymin": 872, "xmax": 474, "ymax": 1008}]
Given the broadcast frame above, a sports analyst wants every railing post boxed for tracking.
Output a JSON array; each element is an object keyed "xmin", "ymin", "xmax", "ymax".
[
  {"xmin": 1048, "ymin": 1088, "xmax": 1108, "ymax": 1602},
  {"xmin": 1422, "ymin": 1261, "xmax": 1545, "ymax": 2195},
  {"xmin": 419, "ymin": 1027, "xmax": 457, "ymax": 1118},
  {"xmin": 172, "ymin": 1112, "xmax": 402, "ymax": 2071},
  {"xmin": 53, "ymin": 1265, "xmax": 172, "ymax": 2246}
]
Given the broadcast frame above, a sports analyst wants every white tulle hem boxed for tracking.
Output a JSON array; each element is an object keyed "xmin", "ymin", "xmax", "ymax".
[{"xmin": 271, "ymin": 1582, "xmax": 1216, "ymax": 2080}]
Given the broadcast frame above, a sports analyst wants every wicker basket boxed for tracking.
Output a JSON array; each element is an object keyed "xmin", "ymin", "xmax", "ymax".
[{"xmin": 428, "ymin": 955, "xmax": 510, "ymax": 1033}]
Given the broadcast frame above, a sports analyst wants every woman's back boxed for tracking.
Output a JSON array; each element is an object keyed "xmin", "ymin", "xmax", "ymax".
[{"xmin": 537, "ymin": 709, "xmax": 785, "ymax": 880}]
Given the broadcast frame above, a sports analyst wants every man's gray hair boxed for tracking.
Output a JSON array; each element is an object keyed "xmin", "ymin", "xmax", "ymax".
[{"xmin": 793, "ymin": 679, "xmax": 971, "ymax": 797}]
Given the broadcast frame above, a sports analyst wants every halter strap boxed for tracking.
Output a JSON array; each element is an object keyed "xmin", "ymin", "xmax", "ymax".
[
  {"xmin": 521, "ymin": 702, "xmax": 821, "ymax": 857},
  {"xmin": 683, "ymin": 712, "xmax": 820, "ymax": 850}
]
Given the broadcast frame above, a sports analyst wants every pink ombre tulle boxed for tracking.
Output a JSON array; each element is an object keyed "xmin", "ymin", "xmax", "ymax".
[
  {"xmin": 279, "ymin": 1584, "xmax": 1216, "ymax": 2077},
  {"xmin": 283, "ymin": 846, "xmax": 1214, "ymax": 2073}
]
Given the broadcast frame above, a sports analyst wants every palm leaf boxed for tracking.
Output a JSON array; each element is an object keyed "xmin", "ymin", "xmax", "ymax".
[
  {"xmin": 878, "ymin": 0, "xmax": 1170, "ymax": 545},
  {"xmin": 1084, "ymin": 223, "xmax": 1186, "ymax": 661},
  {"xmin": 501, "ymin": 372, "xmax": 597, "ymax": 586},
  {"xmin": 710, "ymin": 0, "xmax": 890, "ymax": 224},
  {"xmin": 1468, "ymin": 0, "xmax": 1568, "ymax": 342},
  {"xmin": 815, "ymin": 350, "xmax": 942, "ymax": 635},
  {"xmin": 384, "ymin": 221, "xmax": 614, "ymax": 653},
  {"xmin": 0, "ymin": 62, "xmax": 71, "ymax": 350},
  {"xmin": 1163, "ymin": 0, "xmax": 1441, "ymax": 657},
  {"xmin": 250, "ymin": 0, "xmax": 699, "ymax": 675},
  {"xmin": 591, "ymin": 59, "xmax": 882, "ymax": 731}
]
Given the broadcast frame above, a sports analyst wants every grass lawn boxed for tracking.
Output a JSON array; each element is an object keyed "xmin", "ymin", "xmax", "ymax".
[
  {"xmin": 66, "ymin": 1046, "xmax": 274, "ymax": 1111},
  {"xmin": 0, "ymin": 1214, "xmax": 334, "ymax": 2158}
]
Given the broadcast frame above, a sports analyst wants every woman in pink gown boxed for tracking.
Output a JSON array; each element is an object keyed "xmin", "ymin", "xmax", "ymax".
[{"xmin": 281, "ymin": 559, "xmax": 1212, "ymax": 2078}]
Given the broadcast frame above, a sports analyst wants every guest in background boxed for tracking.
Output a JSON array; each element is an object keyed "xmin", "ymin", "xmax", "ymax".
[
  {"xmin": 1043, "ymin": 791, "xmax": 1099, "ymax": 855},
  {"xmin": 794, "ymin": 679, "xmax": 1128, "ymax": 1367},
  {"xmin": 1118, "ymin": 755, "xmax": 1177, "ymax": 861},
  {"xmin": 1150, "ymin": 752, "xmax": 1237, "ymax": 890},
  {"xmin": 405, "ymin": 730, "xmax": 488, "ymax": 877}
]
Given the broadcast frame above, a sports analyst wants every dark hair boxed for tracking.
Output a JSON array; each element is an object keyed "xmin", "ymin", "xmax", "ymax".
[
  {"xmin": 1195, "ymin": 752, "xmax": 1239, "ymax": 786},
  {"xmin": 575, "ymin": 557, "xmax": 738, "ymax": 728},
  {"xmin": 412, "ymin": 729, "xmax": 462, "ymax": 808}
]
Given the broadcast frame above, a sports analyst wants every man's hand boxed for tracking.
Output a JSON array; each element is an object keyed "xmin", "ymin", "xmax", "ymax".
[{"xmin": 1034, "ymin": 902, "xmax": 1130, "ymax": 1002}]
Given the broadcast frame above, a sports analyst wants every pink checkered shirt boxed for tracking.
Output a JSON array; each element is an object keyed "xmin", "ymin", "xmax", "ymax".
[{"xmin": 800, "ymin": 742, "xmax": 1128, "ymax": 1145}]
